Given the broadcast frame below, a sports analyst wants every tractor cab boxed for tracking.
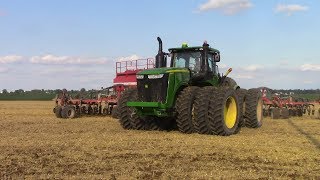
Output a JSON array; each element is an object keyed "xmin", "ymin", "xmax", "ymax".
[{"xmin": 168, "ymin": 42, "xmax": 221, "ymax": 84}]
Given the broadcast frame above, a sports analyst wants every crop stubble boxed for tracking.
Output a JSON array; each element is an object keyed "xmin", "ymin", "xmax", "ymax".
[{"xmin": 0, "ymin": 101, "xmax": 319, "ymax": 179}]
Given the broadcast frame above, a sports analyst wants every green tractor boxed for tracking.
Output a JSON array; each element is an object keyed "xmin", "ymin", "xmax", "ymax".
[{"xmin": 117, "ymin": 37, "xmax": 263, "ymax": 136}]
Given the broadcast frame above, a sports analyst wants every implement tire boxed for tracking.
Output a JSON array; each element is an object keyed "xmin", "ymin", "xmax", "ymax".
[
  {"xmin": 281, "ymin": 108, "xmax": 289, "ymax": 119},
  {"xmin": 244, "ymin": 88, "xmax": 263, "ymax": 128},
  {"xmin": 289, "ymin": 109, "xmax": 295, "ymax": 116},
  {"xmin": 297, "ymin": 109, "xmax": 303, "ymax": 116},
  {"xmin": 54, "ymin": 106, "xmax": 62, "ymax": 118},
  {"xmin": 176, "ymin": 86, "xmax": 200, "ymax": 134},
  {"xmin": 208, "ymin": 88, "xmax": 240, "ymax": 136},
  {"xmin": 194, "ymin": 87, "xmax": 216, "ymax": 134},
  {"xmin": 61, "ymin": 105, "xmax": 76, "ymax": 119},
  {"xmin": 111, "ymin": 106, "xmax": 119, "ymax": 119},
  {"xmin": 271, "ymin": 108, "xmax": 280, "ymax": 119}
]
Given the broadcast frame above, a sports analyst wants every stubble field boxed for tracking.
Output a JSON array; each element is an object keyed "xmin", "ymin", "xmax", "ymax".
[{"xmin": 0, "ymin": 101, "xmax": 319, "ymax": 179}]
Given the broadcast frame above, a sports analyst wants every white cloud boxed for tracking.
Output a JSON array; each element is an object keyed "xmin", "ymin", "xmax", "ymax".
[
  {"xmin": 275, "ymin": 4, "xmax": 308, "ymax": 16},
  {"xmin": 242, "ymin": 64, "xmax": 263, "ymax": 71},
  {"xmin": 300, "ymin": 64, "xmax": 320, "ymax": 71},
  {"xmin": 0, "ymin": 55, "xmax": 23, "ymax": 63},
  {"xmin": 235, "ymin": 74, "xmax": 254, "ymax": 79},
  {"xmin": 117, "ymin": 54, "xmax": 141, "ymax": 62},
  {"xmin": 197, "ymin": 0, "xmax": 253, "ymax": 15},
  {"xmin": 30, "ymin": 54, "xmax": 108, "ymax": 65},
  {"xmin": 303, "ymin": 80, "xmax": 313, "ymax": 84},
  {"xmin": 219, "ymin": 63, "xmax": 227, "ymax": 68}
]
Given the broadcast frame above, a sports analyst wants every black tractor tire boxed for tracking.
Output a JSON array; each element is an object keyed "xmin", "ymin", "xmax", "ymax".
[
  {"xmin": 193, "ymin": 87, "xmax": 216, "ymax": 134},
  {"xmin": 119, "ymin": 89, "xmax": 166, "ymax": 131},
  {"xmin": 289, "ymin": 109, "xmax": 294, "ymax": 116},
  {"xmin": 144, "ymin": 117, "xmax": 168, "ymax": 131},
  {"xmin": 208, "ymin": 88, "xmax": 240, "ymax": 136},
  {"xmin": 281, "ymin": 108, "xmax": 289, "ymax": 119},
  {"xmin": 61, "ymin": 105, "xmax": 76, "ymax": 119},
  {"xmin": 297, "ymin": 109, "xmax": 303, "ymax": 116},
  {"xmin": 221, "ymin": 77, "xmax": 238, "ymax": 89},
  {"xmin": 263, "ymin": 109, "xmax": 269, "ymax": 117},
  {"xmin": 102, "ymin": 107, "xmax": 108, "ymax": 116},
  {"xmin": 54, "ymin": 106, "xmax": 62, "ymax": 118},
  {"xmin": 80, "ymin": 106, "xmax": 86, "ymax": 114},
  {"xmin": 123, "ymin": 90, "xmax": 159, "ymax": 130},
  {"xmin": 244, "ymin": 88, "xmax": 263, "ymax": 128},
  {"xmin": 118, "ymin": 89, "xmax": 136, "ymax": 129},
  {"xmin": 235, "ymin": 88, "xmax": 247, "ymax": 131},
  {"xmin": 75, "ymin": 106, "xmax": 81, "ymax": 118},
  {"xmin": 271, "ymin": 108, "xmax": 280, "ymax": 119},
  {"xmin": 176, "ymin": 86, "xmax": 200, "ymax": 134}
]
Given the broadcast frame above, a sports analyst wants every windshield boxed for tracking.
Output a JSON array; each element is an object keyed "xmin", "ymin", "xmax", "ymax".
[{"xmin": 172, "ymin": 51, "xmax": 201, "ymax": 72}]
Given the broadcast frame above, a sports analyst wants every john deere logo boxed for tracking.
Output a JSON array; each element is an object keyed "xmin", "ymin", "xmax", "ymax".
[{"xmin": 144, "ymin": 84, "xmax": 149, "ymax": 88}]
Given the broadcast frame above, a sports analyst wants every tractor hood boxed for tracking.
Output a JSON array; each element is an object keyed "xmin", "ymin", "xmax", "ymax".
[{"xmin": 137, "ymin": 67, "xmax": 189, "ymax": 75}]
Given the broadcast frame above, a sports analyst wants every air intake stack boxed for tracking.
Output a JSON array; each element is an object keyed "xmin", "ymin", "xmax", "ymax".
[{"xmin": 155, "ymin": 37, "xmax": 167, "ymax": 68}]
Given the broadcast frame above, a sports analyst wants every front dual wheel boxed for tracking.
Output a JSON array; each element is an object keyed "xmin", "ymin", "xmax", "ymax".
[{"xmin": 118, "ymin": 89, "xmax": 165, "ymax": 131}]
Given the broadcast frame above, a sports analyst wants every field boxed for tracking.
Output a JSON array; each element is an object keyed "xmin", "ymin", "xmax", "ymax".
[{"xmin": 0, "ymin": 101, "xmax": 320, "ymax": 179}]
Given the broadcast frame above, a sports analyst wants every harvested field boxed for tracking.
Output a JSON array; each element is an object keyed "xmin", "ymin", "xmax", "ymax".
[{"xmin": 0, "ymin": 101, "xmax": 319, "ymax": 179}]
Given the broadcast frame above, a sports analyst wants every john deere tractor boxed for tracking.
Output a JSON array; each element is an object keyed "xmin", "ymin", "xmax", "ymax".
[{"xmin": 117, "ymin": 37, "xmax": 263, "ymax": 136}]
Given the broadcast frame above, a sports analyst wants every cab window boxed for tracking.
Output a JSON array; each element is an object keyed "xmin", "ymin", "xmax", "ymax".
[{"xmin": 208, "ymin": 54, "xmax": 214, "ymax": 72}]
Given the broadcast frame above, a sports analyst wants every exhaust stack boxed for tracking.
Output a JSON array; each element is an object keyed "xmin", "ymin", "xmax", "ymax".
[{"xmin": 155, "ymin": 37, "xmax": 167, "ymax": 68}]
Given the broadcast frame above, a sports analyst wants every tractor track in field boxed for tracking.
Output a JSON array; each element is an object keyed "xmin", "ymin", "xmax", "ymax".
[{"xmin": 287, "ymin": 119, "xmax": 320, "ymax": 150}]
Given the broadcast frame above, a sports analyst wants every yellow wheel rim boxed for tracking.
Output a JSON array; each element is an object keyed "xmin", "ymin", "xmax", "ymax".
[
  {"xmin": 257, "ymin": 97, "xmax": 263, "ymax": 122},
  {"xmin": 224, "ymin": 96, "xmax": 237, "ymax": 129}
]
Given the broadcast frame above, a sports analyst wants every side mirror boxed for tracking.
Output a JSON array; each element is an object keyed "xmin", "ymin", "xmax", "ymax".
[{"xmin": 214, "ymin": 52, "xmax": 220, "ymax": 62}]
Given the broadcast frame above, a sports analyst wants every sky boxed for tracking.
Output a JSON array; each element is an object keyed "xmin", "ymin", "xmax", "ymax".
[{"xmin": 0, "ymin": 0, "xmax": 320, "ymax": 91}]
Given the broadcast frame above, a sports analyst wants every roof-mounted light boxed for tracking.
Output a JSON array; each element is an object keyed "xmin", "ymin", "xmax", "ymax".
[
  {"xmin": 203, "ymin": 40, "xmax": 209, "ymax": 47},
  {"xmin": 182, "ymin": 43, "xmax": 188, "ymax": 48}
]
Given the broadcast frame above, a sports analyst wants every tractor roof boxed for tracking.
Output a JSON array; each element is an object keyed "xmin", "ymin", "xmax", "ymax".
[{"xmin": 168, "ymin": 46, "xmax": 220, "ymax": 54}]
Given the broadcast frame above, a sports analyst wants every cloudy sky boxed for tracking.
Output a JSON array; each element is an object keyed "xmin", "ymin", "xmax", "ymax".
[{"xmin": 1, "ymin": 0, "xmax": 319, "ymax": 91}]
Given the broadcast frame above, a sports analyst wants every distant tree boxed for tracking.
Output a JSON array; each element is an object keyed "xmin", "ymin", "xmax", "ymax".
[
  {"xmin": 80, "ymin": 88, "xmax": 86, "ymax": 92},
  {"xmin": 14, "ymin": 89, "xmax": 24, "ymax": 94},
  {"xmin": 54, "ymin": 89, "xmax": 61, "ymax": 94},
  {"xmin": 31, "ymin": 89, "xmax": 42, "ymax": 93},
  {"xmin": 2, "ymin": 89, "xmax": 8, "ymax": 94}
]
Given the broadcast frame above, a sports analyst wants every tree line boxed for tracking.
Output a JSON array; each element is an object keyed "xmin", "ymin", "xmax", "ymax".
[
  {"xmin": 0, "ymin": 88, "xmax": 99, "ymax": 101},
  {"xmin": 0, "ymin": 88, "xmax": 320, "ymax": 101}
]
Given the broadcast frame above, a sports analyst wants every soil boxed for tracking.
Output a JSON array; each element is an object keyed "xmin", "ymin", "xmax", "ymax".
[{"xmin": 0, "ymin": 101, "xmax": 319, "ymax": 179}]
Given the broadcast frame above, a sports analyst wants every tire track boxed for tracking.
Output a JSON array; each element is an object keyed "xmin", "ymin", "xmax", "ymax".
[{"xmin": 287, "ymin": 119, "xmax": 320, "ymax": 150}]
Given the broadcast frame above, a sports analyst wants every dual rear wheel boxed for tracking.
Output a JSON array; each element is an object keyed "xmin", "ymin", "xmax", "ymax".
[{"xmin": 176, "ymin": 87, "xmax": 262, "ymax": 136}]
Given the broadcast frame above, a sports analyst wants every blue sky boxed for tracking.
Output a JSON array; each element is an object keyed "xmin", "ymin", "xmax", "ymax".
[{"xmin": 0, "ymin": 0, "xmax": 319, "ymax": 91}]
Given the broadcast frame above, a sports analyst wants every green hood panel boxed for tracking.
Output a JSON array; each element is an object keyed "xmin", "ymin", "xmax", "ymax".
[{"xmin": 137, "ymin": 67, "xmax": 189, "ymax": 75}]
